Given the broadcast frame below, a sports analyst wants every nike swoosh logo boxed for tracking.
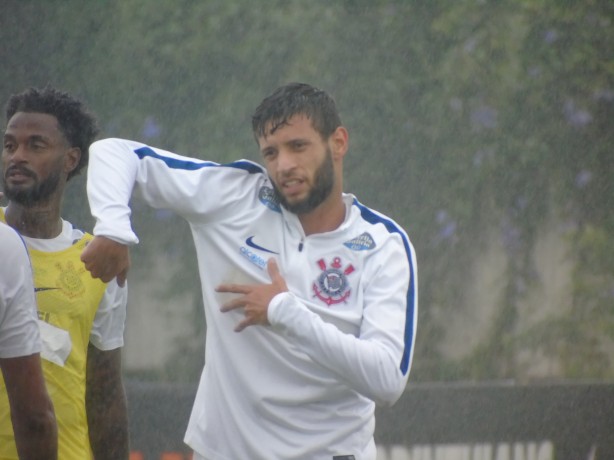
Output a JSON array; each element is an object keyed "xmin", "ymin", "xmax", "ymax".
[
  {"xmin": 245, "ymin": 236, "xmax": 278, "ymax": 254},
  {"xmin": 35, "ymin": 287, "xmax": 59, "ymax": 292}
]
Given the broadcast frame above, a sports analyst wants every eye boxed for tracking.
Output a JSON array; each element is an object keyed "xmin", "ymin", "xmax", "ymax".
[
  {"xmin": 261, "ymin": 148, "xmax": 277, "ymax": 160},
  {"xmin": 290, "ymin": 140, "xmax": 308, "ymax": 151},
  {"xmin": 2, "ymin": 139, "xmax": 15, "ymax": 152}
]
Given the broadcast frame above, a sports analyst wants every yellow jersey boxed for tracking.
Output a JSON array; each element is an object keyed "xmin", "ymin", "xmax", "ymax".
[{"xmin": 0, "ymin": 211, "xmax": 106, "ymax": 460}]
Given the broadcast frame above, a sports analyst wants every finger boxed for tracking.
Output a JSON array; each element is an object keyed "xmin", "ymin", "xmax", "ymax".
[
  {"xmin": 90, "ymin": 263, "xmax": 115, "ymax": 283},
  {"xmin": 267, "ymin": 258, "xmax": 280, "ymax": 280},
  {"xmin": 216, "ymin": 284, "xmax": 250, "ymax": 294},
  {"xmin": 234, "ymin": 318, "xmax": 250, "ymax": 333},
  {"xmin": 220, "ymin": 298, "xmax": 245, "ymax": 312},
  {"xmin": 100, "ymin": 272, "xmax": 115, "ymax": 284},
  {"xmin": 80, "ymin": 248, "xmax": 100, "ymax": 275},
  {"xmin": 84, "ymin": 263, "xmax": 101, "ymax": 279},
  {"xmin": 117, "ymin": 269, "xmax": 128, "ymax": 288},
  {"xmin": 80, "ymin": 246, "xmax": 93, "ymax": 265},
  {"xmin": 267, "ymin": 258, "xmax": 288, "ymax": 291}
]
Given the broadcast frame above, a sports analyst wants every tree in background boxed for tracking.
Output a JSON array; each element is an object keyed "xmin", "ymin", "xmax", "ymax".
[{"xmin": 2, "ymin": 0, "xmax": 612, "ymax": 382}]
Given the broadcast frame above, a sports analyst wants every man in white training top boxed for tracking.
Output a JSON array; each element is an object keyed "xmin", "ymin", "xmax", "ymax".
[
  {"xmin": 82, "ymin": 82, "xmax": 418, "ymax": 460},
  {"xmin": 0, "ymin": 221, "xmax": 57, "ymax": 459}
]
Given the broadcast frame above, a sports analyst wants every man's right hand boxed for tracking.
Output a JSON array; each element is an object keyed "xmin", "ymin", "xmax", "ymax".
[{"xmin": 81, "ymin": 236, "xmax": 130, "ymax": 287}]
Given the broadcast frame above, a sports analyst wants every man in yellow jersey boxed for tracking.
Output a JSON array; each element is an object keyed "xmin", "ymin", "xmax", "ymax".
[{"xmin": 0, "ymin": 86, "xmax": 129, "ymax": 460}]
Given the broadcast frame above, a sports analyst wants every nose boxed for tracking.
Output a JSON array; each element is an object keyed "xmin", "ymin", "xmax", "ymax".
[
  {"xmin": 275, "ymin": 149, "xmax": 296, "ymax": 175},
  {"xmin": 4, "ymin": 144, "xmax": 28, "ymax": 164}
]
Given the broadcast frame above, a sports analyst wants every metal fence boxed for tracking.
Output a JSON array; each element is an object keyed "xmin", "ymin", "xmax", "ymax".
[{"xmin": 126, "ymin": 381, "xmax": 614, "ymax": 460}]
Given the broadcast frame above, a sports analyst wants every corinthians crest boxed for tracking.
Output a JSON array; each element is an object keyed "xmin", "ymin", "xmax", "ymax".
[
  {"xmin": 55, "ymin": 260, "xmax": 86, "ymax": 299},
  {"xmin": 312, "ymin": 257, "xmax": 354, "ymax": 306}
]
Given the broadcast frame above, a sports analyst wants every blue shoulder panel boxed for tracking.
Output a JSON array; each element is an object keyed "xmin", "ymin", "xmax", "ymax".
[{"xmin": 134, "ymin": 147, "xmax": 264, "ymax": 174}]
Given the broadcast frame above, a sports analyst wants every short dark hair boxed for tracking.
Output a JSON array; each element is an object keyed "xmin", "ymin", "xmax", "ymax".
[
  {"xmin": 5, "ymin": 86, "xmax": 99, "ymax": 180},
  {"xmin": 251, "ymin": 82, "xmax": 342, "ymax": 141}
]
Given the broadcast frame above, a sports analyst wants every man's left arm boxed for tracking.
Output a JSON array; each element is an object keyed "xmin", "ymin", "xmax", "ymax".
[
  {"xmin": 219, "ymin": 246, "xmax": 418, "ymax": 407},
  {"xmin": 86, "ymin": 344, "xmax": 129, "ymax": 459}
]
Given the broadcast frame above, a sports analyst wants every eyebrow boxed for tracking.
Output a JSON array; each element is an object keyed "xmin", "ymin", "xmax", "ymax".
[
  {"xmin": 3, "ymin": 132, "xmax": 51, "ymax": 143},
  {"xmin": 28, "ymin": 134, "xmax": 50, "ymax": 143}
]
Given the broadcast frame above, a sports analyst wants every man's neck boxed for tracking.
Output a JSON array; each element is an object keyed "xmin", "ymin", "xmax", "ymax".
[
  {"xmin": 4, "ymin": 203, "xmax": 63, "ymax": 239},
  {"xmin": 298, "ymin": 197, "xmax": 346, "ymax": 236}
]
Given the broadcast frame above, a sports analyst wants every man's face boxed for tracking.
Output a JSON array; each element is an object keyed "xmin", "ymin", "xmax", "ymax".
[
  {"xmin": 2, "ymin": 112, "xmax": 74, "ymax": 206},
  {"xmin": 258, "ymin": 115, "xmax": 335, "ymax": 215}
]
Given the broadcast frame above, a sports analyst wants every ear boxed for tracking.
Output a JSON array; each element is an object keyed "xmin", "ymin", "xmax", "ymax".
[
  {"xmin": 330, "ymin": 126, "xmax": 349, "ymax": 160},
  {"xmin": 64, "ymin": 147, "xmax": 81, "ymax": 175}
]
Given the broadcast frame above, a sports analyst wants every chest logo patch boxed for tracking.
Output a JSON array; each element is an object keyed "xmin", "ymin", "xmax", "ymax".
[
  {"xmin": 54, "ymin": 261, "xmax": 87, "ymax": 299},
  {"xmin": 313, "ymin": 257, "xmax": 355, "ymax": 306}
]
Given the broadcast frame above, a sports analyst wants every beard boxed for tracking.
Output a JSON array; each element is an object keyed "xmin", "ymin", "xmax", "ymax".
[
  {"xmin": 273, "ymin": 147, "xmax": 335, "ymax": 215},
  {"xmin": 2, "ymin": 168, "xmax": 61, "ymax": 207}
]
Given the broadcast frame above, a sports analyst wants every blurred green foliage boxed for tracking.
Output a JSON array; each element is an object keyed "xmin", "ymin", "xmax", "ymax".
[{"xmin": 1, "ymin": 0, "xmax": 612, "ymax": 382}]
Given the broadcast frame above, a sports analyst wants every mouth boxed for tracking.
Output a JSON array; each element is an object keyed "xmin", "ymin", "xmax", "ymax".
[
  {"xmin": 5, "ymin": 168, "xmax": 35, "ymax": 183},
  {"xmin": 280, "ymin": 178, "xmax": 305, "ymax": 196}
]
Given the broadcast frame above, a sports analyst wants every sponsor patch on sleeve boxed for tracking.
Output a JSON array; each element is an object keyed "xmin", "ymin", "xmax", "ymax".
[{"xmin": 343, "ymin": 232, "xmax": 376, "ymax": 251}]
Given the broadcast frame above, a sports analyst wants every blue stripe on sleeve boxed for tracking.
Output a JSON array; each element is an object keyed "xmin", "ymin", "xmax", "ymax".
[
  {"xmin": 354, "ymin": 199, "xmax": 417, "ymax": 376},
  {"xmin": 134, "ymin": 147, "xmax": 264, "ymax": 174}
]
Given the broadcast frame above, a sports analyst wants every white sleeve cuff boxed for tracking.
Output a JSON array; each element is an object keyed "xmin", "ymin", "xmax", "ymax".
[
  {"xmin": 267, "ymin": 291, "xmax": 294, "ymax": 327},
  {"xmin": 93, "ymin": 224, "xmax": 139, "ymax": 245}
]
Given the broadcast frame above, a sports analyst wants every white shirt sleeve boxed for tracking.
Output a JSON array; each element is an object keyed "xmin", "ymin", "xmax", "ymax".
[
  {"xmin": 87, "ymin": 138, "xmax": 142, "ymax": 244},
  {"xmin": 268, "ymin": 238, "xmax": 416, "ymax": 407},
  {"xmin": 0, "ymin": 225, "xmax": 41, "ymax": 358},
  {"xmin": 88, "ymin": 138, "xmax": 261, "ymax": 242},
  {"xmin": 89, "ymin": 280, "xmax": 127, "ymax": 351}
]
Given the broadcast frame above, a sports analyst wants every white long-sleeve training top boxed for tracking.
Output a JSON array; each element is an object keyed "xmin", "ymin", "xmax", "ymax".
[
  {"xmin": 0, "ymin": 222, "xmax": 40, "ymax": 359},
  {"xmin": 87, "ymin": 138, "xmax": 418, "ymax": 460}
]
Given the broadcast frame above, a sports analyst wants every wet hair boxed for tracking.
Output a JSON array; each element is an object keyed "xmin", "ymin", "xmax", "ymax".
[
  {"xmin": 251, "ymin": 82, "xmax": 342, "ymax": 141},
  {"xmin": 5, "ymin": 86, "xmax": 99, "ymax": 180}
]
